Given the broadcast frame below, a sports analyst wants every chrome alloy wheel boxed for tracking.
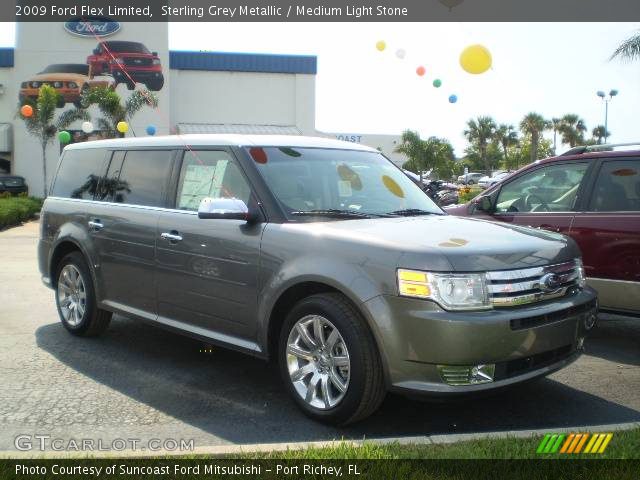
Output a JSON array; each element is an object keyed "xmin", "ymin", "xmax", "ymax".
[
  {"xmin": 57, "ymin": 265, "xmax": 87, "ymax": 327},
  {"xmin": 286, "ymin": 315, "xmax": 350, "ymax": 410}
]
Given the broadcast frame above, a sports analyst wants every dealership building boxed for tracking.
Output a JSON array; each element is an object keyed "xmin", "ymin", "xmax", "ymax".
[{"xmin": 0, "ymin": 22, "xmax": 405, "ymax": 196}]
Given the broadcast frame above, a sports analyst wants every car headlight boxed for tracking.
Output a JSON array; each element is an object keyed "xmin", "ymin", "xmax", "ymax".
[
  {"xmin": 152, "ymin": 58, "xmax": 161, "ymax": 65},
  {"xmin": 53, "ymin": 81, "xmax": 63, "ymax": 88},
  {"xmin": 397, "ymin": 269, "xmax": 491, "ymax": 311},
  {"xmin": 31, "ymin": 81, "xmax": 41, "ymax": 88},
  {"xmin": 67, "ymin": 82, "xmax": 78, "ymax": 89},
  {"xmin": 575, "ymin": 258, "xmax": 586, "ymax": 288}
]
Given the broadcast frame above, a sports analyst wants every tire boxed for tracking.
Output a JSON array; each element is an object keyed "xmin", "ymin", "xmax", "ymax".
[
  {"xmin": 55, "ymin": 252, "xmax": 111, "ymax": 337},
  {"xmin": 278, "ymin": 293, "xmax": 386, "ymax": 425},
  {"xmin": 145, "ymin": 75, "xmax": 164, "ymax": 91}
]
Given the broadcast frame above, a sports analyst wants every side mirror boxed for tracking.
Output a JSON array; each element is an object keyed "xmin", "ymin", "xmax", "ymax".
[
  {"xmin": 198, "ymin": 197, "xmax": 250, "ymax": 221},
  {"xmin": 93, "ymin": 48, "xmax": 100, "ymax": 55},
  {"xmin": 152, "ymin": 51, "xmax": 158, "ymax": 57},
  {"xmin": 471, "ymin": 195, "xmax": 493, "ymax": 214}
]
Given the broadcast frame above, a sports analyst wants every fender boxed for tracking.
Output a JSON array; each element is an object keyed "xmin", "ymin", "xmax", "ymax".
[{"xmin": 49, "ymin": 222, "xmax": 103, "ymax": 303}]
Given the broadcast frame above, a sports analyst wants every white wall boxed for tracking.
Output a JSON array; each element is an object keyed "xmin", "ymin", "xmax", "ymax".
[
  {"xmin": 13, "ymin": 22, "xmax": 170, "ymax": 196},
  {"xmin": 169, "ymin": 69, "xmax": 316, "ymax": 133}
]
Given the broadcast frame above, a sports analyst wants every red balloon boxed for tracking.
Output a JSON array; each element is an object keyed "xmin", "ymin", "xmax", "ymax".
[
  {"xmin": 416, "ymin": 66, "xmax": 426, "ymax": 76},
  {"xmin": 20, "ymin": 105, "xmax": 34, "ymax": 117}
]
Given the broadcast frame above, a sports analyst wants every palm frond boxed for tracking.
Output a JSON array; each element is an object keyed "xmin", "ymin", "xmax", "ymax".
[
  {"xmin": 611, "ymin": 31, "xmax": 640, "ymax": 61},
  {"xmin": 56, "ymin": 108, "xmax": 90, "ymax": 130}
]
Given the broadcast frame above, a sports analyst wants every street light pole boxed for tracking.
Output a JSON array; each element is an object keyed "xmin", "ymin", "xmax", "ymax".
[{"xmin": 596, "ymin": 89, "xmax": 619, "ymax": 143}]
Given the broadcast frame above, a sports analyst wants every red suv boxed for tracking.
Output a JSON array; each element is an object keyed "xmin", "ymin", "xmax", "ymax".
[
  {"xmin": 447, "ymin": 144, "xmax": 640, "ymax": 317},
  {"xmin": 87, "ymin": 41, "xmax": 164, "ymax": 91}
]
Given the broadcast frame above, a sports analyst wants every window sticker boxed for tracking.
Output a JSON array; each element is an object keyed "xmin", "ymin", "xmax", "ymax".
[
  {"xmin": 338, "ymin": 180, "xmax": 353, "ymax": 197},
  {"xmin": 178, "ymin": 160, "xmax": 229, "ymax": 210}
]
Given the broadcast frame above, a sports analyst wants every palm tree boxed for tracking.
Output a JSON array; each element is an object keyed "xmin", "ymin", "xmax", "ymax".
[
  {"xmin": 550, "ymin": 117, "xmax": 563, "ymax": 154},
  {"xmin": 81, "ymin": 86, "xmax": 158, "ymax": 138},
  {"xmin": 18, "ymin": 85, "xmax": 88, "ymax": 197},
  {"xmin": 395, "ymin": 130, "xmax": 454, "ymax": 179},
  {"xmin": 559, "ymin": 114, "xmax": 587, "ymax": 147},
  {"xmin": 519, "ymin": 112, "xmax": 548, "ymax": 164},
  {"xmin": 492, "ymin": 124, "xmax": 518, "ymax": 169},
  {"xmin": 592, "ymin": 125, "xmax": 610, "ymax": 144},
  {"xmin": 463, "ymin": 116, "xmax": 496, "ymax": 175},
  {"xmin": 611, "ymin": 31, "xmax": 640, "ymax": 62}
]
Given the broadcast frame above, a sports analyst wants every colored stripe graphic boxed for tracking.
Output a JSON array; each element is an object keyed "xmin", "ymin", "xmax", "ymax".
[{"xmin": 538, "ymin": 433, "xmax": 612, "ymax": 454}]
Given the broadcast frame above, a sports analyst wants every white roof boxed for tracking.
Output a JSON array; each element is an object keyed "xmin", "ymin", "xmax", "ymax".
[
  {"xmin": 177, "ymin": 123, "xmax": 303, "ymax": 135},
  {"xmin": 64, "ymin": 134, "xmax": 377, "ymax": 152}
]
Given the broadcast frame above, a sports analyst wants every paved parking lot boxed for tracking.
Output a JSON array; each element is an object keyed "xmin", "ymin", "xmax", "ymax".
[{"xmin": 1, "ymin": 221, "xmax": 639, "ymax": 452}]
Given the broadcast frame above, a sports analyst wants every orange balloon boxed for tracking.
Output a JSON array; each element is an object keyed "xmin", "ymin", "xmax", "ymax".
[
  {"xmin": 20, "ymin": 105, "xmax": 34, "ymax": 117},
  {"xmin": 416, "ymin": 66, "xmax": 426, "ymax": 76}
]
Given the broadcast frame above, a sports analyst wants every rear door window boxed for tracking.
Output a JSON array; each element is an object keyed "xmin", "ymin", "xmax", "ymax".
[
  {"xmin": 113, "ymin": 150, "xmax": 173, "ymax": 207},
  {"xmin": 51, "ymin": 148, "xmax": 107, "ymax": 199},
  {"xmin": 588, "ymin": 159, "xmax": 640, "ymax": 212},
  {"xmin": 495, "ymin": 162, "xmax": 588, "ymax": 213}
]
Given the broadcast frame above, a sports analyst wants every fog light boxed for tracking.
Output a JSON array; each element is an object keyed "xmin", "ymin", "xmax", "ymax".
[
  {"xmin": 584, "ymin": 311, "xmax": 597, "ymax": 330},
  {"xmin": 438, "ymin": 364, "xmax": 495, "ymax": 386}
]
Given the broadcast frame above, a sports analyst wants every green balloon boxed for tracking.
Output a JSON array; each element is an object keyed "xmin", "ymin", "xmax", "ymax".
[
  {"xmin": 58, "ymin": 131, "xmax": 71, "ymax": 144},
  {"xmin": 433, "ymin": 79, "xmax": 442, "ymax": 88}
]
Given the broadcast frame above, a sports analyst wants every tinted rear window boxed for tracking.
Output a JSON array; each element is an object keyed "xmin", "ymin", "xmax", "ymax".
[
  {"xmin": 104, "ymin": 42, "xmax": 150, "ymax": 54},
  {"xmin": 40, "ymin": 64, "xmax": 89, "ymax": 75},
  {"xmin": 52, "ymin": 149, "xmax": 106, "ymax": 199},
  {"xmin": 113, "ymin": 150, "xmax": 173, "ymax": 207}
]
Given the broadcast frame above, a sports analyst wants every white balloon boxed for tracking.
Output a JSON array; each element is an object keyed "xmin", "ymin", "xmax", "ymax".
[
  {"xmin": 395, "ymin": 48, "xmax": 406, "ymax": 59},
  {"xmin": 81, "ymin": 121, "xmax": 94, "ymax": 134}
]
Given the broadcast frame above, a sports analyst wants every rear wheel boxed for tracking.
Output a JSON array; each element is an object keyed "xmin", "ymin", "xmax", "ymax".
[
  {"xmin": 278, "ymin": 293, "xmax": 386, "ymax": 425},
  {"xmin": 55, "ymin": 252, "xmax": 111, "ymax": 337}
]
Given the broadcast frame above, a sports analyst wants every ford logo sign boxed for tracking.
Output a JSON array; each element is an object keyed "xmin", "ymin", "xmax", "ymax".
[
  {"xmin": 64, "ymin": 17, "xmax": 121, "ymax": 37},
  {"xmin": 539, "ymin": 273, "xmax": 562, "ymax": 293}
]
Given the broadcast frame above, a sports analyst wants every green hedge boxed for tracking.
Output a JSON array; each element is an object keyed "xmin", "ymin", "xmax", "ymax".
[{"xmin": 0, "ymin": 194, "xmax": 43, "ymax": 230}]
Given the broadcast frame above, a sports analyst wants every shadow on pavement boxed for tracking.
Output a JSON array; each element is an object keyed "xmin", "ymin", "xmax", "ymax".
[
  {"xmin": 36, "ymin": 315, "xmax": 640, "ymax": 445},
  {"xmin": 585, "ymin": 316, "xmax": 640, "ymax": 367}
]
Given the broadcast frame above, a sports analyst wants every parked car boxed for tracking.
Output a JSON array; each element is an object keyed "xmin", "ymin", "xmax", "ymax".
[
  {"xmin": 87, "ymin": 41, "xmax": 164, "ymax": 91},
  {"xmin": 39, "ymin": 135, "xmax": 597, "ymax": 425},
  {"xmin": 446, "ymin": 143, "xmax": 640, "ymax": 316},
  {"xmin": 19, "ymin": 64, "xmax": 114, "ymax": 108},
  {"xmin": 0, "ymin": 174, "xmax": 28, "ymax": 195},
  {"xmin": 478, "ymin": 171, "xmax": 510, "ymax": 189},
  {"xmin": 457, "ymin": 172, "xmax": 484, "ymax": 185}
]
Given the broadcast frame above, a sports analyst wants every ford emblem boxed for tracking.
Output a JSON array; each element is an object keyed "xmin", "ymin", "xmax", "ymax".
[
  {"xmin": 64, "ymin": 17, "xmax": 121, "ymax": 37},
  {"xmin": 539, "ymin": 273, "xmax": 561, "ymax": 293}
]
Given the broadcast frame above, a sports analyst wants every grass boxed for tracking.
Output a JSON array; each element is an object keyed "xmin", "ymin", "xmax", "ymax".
[
  {"xmin": 234, "ymin": 427, "xmax": 640, "ymax": 459},
  {"xmin": 0, "ymin": 195, "xmax": 42, "ymax": 230},
  {"xmin": 458, "ymin": 186, "xmax": 483, "ymax": 203}
]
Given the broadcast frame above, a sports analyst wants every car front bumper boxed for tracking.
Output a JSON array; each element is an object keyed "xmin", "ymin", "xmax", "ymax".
[{"xmin": 363, "ymin": 287, "xmax": 598, "ymax": 396}]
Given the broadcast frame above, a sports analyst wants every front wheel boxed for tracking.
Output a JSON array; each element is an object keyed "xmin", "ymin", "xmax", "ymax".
[
  {"xmin": 55, "ymin": 252, "xmax": 111, "ymax": 337},
  {"xmin": 278, "ymin": 293, "xmax": 386, "ymax": 425}
]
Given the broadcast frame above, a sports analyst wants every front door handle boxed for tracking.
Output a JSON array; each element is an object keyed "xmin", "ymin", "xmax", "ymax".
[
  {"xmin": 88, "ymin": 219, "xmax": 104, "ymax": 231},
  {"xmin": 161, "ymin": 231, "xmax": 183, "ymax": 243}
]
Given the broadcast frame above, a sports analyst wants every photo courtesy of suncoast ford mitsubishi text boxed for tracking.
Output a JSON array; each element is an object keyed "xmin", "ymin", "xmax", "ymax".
[{"xmin": 38, "ymin": 135, "xmax": 598, "ymax": 425}]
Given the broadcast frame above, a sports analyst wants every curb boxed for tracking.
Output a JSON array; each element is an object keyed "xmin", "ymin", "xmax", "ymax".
[{"xmin": 2, "ymin": 421, "xmax": 638, "ymax": 458}]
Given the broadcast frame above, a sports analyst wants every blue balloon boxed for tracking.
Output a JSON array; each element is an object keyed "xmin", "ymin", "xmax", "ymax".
[
  {"xmin": 449, "ymin": 94, "xmax": 458, "ymax": 104},
  {"xmin": 146, "ymin": 125, "xmax": 157, "ymax": 136}
]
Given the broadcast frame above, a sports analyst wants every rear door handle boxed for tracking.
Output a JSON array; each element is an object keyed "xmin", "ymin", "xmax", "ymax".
[
  {"xmin": 160, "ymin": 231, "xmax": 183, "ymax": 243},
  {"xmin": 88, "ymin": 219, "xmax": 104, "ymax": 231}
]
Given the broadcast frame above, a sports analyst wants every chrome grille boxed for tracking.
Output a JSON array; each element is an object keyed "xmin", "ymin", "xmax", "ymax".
[{"xmin": 486, "ymin": 260, "xmax": 580, "ymax": 307}]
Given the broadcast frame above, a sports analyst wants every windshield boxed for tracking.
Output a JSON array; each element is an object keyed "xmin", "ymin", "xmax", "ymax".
[
  {"xmin": 247, "ymin": 147, "xmax": 443, "ymax": 219},
  {"xmin": 40, "ymin": 64, "xmax": 89, "ymax": 75},
  {"xmin": 104, "ymin": 42, "xmax": 151, "ymax": 54}
]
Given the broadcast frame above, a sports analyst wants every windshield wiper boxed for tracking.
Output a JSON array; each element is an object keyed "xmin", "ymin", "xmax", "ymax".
[
  {"xmin": 290, "ymin": 209, "xmax": 373, "ymax": 219},
  {"xmin": 387, "ymin": 209, "xmax": 444, "ymax": 217}
]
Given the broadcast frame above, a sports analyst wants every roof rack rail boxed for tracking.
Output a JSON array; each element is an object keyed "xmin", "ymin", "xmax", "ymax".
[{"xmin": 560, "ymin": 142, "xmax": 640, "ymax": 156}]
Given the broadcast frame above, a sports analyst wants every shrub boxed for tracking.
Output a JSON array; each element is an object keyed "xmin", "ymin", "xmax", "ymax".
[
  {"xmin": 458, "ymin": 187, "xmax": 483, "ymax": 203},
  {"xmin": 0, "ymin": 196, "xmax": 43, "ymax": 230}
]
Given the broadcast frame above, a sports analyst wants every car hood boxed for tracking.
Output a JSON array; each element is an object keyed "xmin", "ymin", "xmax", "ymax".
[
  {"xmin": 301, "ymin": 215, "xmax": 579, "ymax": 272},
  {"xmin": 27, "ymin": 72, "xmax": 88, "ymax": 82}
]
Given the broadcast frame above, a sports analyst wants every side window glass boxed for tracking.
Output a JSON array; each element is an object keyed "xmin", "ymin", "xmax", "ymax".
[
  {"xmin": 176, "ymin": 150, "xmax": 251, "ymax": 211},
  {"xmin": 51, "ymin": 148, "xmax": 106, "ymax": 199},
  {"xmin": 95, "ymin": 151, "xmax": 126, "ymax": 202},
  {"xmin": 589, "ymin": 159, "xmax": 640, "ymax": 212},
  {"xmin": 115, "ymin": 150, "xmax": 173, "ymax": 207},
  {"xmin": 495, "ymin": 163, "xmax": 588, "ymax": 213}
]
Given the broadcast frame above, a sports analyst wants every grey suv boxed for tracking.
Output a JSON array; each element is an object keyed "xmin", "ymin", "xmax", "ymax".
[{"xmin": 38, "ymin": 135, "xmax": 598, "ymax": 425}]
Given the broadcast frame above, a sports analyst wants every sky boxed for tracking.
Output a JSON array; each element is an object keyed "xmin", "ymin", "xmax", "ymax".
[{"xmin": 2, "ymin": 22, "xmax": 638, "ymax": 156}]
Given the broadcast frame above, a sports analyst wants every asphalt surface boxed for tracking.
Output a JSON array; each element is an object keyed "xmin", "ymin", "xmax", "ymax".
[{"xmin": 1, "ymin": 221, "xmax": 639, "ymax": 453}]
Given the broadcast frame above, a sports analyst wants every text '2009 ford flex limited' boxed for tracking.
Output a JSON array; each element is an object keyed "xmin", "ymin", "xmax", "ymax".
[{"xmin": 38, "ymin": 135, "xmax": 598, "ymax": 425}]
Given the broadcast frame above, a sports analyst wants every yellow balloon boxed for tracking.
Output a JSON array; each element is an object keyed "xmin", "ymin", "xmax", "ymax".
[
  {"xmin": 116, "ymin": 121, "xmax": 129, "ymax": 133},
  {"xmin": 460, "ymin": 44, "xmax": 492, "ymax": 74},
  {"xmin": 375, "ymin": 40, "xmax": 386, "ymax": 52}
]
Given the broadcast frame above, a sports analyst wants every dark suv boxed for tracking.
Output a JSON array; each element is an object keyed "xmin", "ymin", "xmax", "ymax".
[
  {"xmin": 38, "ymin": 135, "xmax": 597, "ymax": 424},
  {"xmin": 0, "ymin": 174, "xmax": 28, "ymax": 195},
  {"xmin": 447, "ymin": 143, "xmax": 640, "ymax": 316}
]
